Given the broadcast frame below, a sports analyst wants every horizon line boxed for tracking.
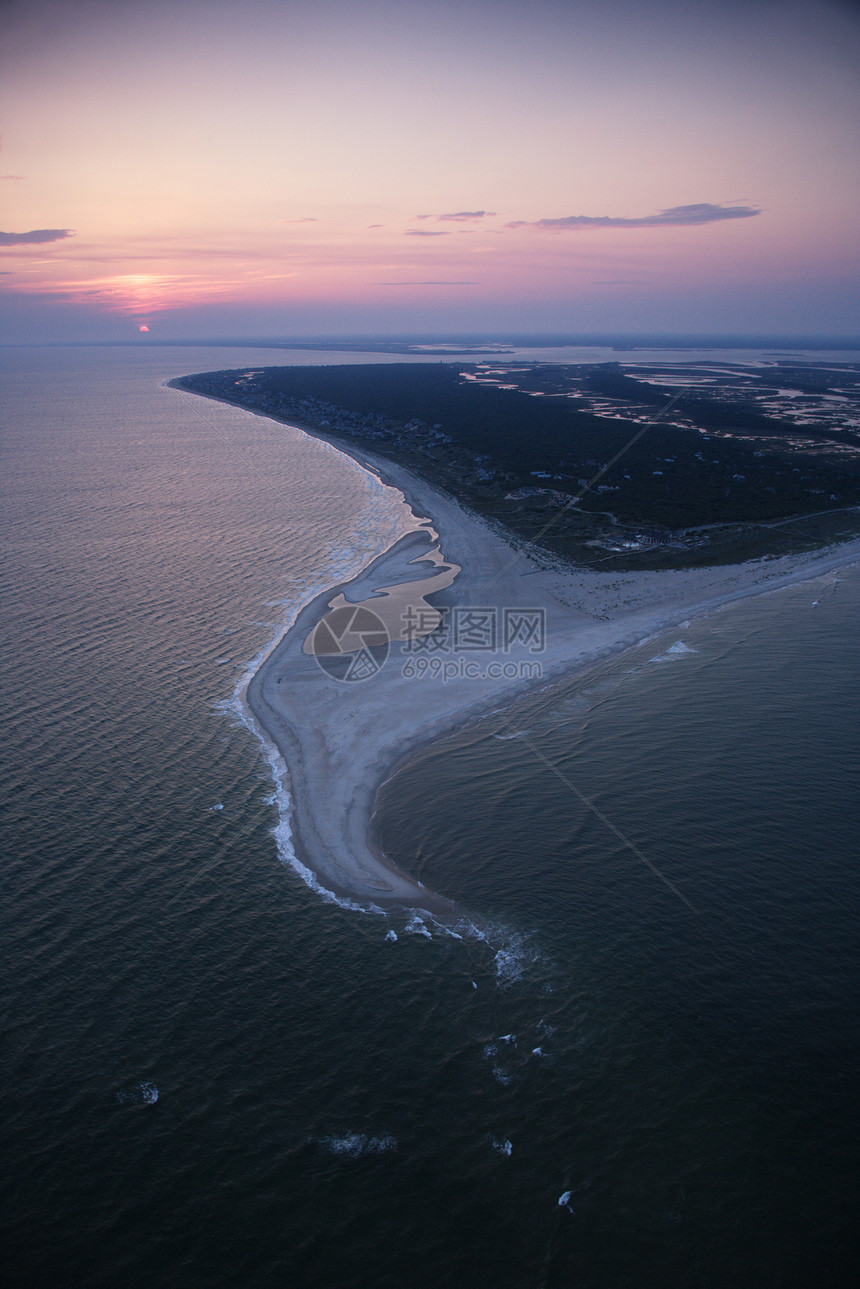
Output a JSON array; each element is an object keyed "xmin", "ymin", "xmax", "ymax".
[{"xmin": 3, "ymin": 332, "xmax": 860, "ymax": 350}]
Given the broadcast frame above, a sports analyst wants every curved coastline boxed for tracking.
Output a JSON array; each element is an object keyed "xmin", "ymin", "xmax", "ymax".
[{"xmin": 173, "ymin": 381, "xmax": 860, "ymax": 920}]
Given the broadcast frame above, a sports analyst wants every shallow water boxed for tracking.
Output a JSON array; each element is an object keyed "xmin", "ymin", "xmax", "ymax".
[{"xmin": 2, "ymin": 346, "xmax": 858, "ymax": 1287}]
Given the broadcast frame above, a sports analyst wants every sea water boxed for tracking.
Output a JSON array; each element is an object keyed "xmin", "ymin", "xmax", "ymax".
[{"xmin": 1, "ymin": 345, "xmax": 858, "ymax": 1288}]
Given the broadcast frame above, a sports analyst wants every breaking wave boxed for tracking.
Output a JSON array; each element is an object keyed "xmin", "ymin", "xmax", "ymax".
[{"xmin": 315, "ymin": 1133, "xmax": 397, "ymax": 1158}]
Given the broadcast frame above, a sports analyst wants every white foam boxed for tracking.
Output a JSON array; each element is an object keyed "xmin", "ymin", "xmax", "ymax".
[
  {"xmin": 532, "ymin": 1046, "xmax": 544, "ymax": 1057},
  {"xmin": 493, "ymin": 938, "xmax": 536, "ymax": 985},
  {"xmin": 316, "ymin": 1133, "xmax": 397, "ymax": 1158},
  {"xmin": 492, "ymin": 1138, "xmax": 513, "ymax": 1156},
  {"xmin": 492, "ymin": 1066, "xmax": 513, "ymax": 1086},
  {"xmin": 494, "ymin": 949, "xmax": 521, "ymax": 982},
  {"xmin": 117, "ymin": 1081, "xmax": 158, "ymax": 1106},
  {"xmin": 405, "ymin": 915, "xmax": 432, "ymax": 938},
  {"xmin": 385, "ymin": 929, "xmax": 398, "ymax": 943},
  {"xmin": 650, "ymin": 640, "xmax": 698, "ymax": 662},
  {"xmin": 208, "ymin": 802, "xmax": 224, "ymax": 812},
  {"xmin": 558, "ymin": 1190, "xmax": 574, "ymax": 1211}
]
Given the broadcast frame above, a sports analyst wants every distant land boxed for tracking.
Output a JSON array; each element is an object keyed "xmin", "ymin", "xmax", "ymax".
[
  {"xmin": 174, "ymin": 357, "xmax": 860, "ymax": 569},
  {"xmin": 7, "ymin": 332, "xmax": 860, "ymax": 353}
]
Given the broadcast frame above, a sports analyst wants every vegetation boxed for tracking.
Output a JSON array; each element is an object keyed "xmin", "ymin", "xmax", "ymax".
[{"xmin": 171, "ymin": 361, "xmax": 860, "ymax": 569}]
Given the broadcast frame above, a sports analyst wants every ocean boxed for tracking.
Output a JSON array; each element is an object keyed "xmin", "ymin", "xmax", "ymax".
[{"xmin": 2, "ymin": 344, "xmax": 858, "ymax": 1288}]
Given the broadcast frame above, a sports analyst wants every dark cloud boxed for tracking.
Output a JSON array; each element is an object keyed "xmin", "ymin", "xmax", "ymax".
[
  {"xmin": 437, "ymin": 210, "xmax": 496, "ymax": 222},
  {"xmin": 507, "ymin": 203, "xmax": 761, "ymax": 230},
  {"xmin": 367, "ymin": 223, "xmax": 384, "ymax": 228},
  {"xmin": 281, "ymin": 217, "xmax": 319, "ymax": 224},
  {"xmin": 0, "ymin": 227, "xmax": 74, "ymax": 245},
  {"xmin": 1, "ymin": 174, "xmax": 25, "ymax": 181},
  {"xmin": 405, "ymin": 229, "xmax": 451, "ymax": 236},
  {"xmin": 378, "ymin": 280, "xmax": 479, "ymax": 286}
]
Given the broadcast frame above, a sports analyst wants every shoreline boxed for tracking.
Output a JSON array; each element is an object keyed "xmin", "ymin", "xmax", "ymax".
[{"xmin": 173, "ymin": 382, "xmax": 860, "ymax": 922}]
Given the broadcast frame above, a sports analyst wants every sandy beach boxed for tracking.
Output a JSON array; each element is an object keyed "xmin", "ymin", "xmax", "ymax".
[{"xmin": 230, "ymin": 409, "xmax": 860, "ymax": 919}]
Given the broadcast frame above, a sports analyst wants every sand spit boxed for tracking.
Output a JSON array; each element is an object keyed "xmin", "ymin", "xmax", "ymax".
[{"xmin": 190, "ymin": 392, "xmax": 860, "ymax": 915}]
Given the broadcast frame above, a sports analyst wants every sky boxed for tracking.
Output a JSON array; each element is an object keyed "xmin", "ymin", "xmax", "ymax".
[{"xmin": 1, "ymin": 0, "xmax": 858, "ymax": 342}]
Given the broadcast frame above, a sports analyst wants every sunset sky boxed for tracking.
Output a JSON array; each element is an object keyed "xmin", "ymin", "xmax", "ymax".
[{"xmin": 2, "ymin": 0, "xmax": 858, "ymax": 341}]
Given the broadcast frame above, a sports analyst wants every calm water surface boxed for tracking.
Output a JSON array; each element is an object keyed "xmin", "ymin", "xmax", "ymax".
[{"xmin": 2, "ymin": 346, "xmax": 858, "ymax": 1288}]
